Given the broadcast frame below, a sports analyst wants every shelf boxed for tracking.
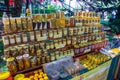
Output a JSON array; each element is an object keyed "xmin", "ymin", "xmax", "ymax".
[{"xmin": 13, "ymin": 65, "xmax": 42, "ymax": 76}]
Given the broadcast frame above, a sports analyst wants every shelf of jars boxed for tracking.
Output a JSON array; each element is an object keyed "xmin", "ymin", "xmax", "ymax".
[{"xmin": 1, "ymin": 11, "xmax": 108, "ymax": 76}]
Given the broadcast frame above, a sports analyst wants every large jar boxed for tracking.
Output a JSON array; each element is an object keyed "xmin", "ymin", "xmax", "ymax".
[
  {"xmin": 16, "ymin": 56, "xmax": 24, "ymax": 71},
  {"xmin": 6, "ymin": 57, "xmax": 17, "ymax": 75},
  {"xmin": 23, "ymin": 54, "xmax": 31, "ymax": 69}
]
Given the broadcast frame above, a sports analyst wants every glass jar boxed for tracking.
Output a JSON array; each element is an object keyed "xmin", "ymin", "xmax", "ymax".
[
  {"xmin": 50, "ymin": 53, "xmax": 55, "ymax": 61},
  {"xmin": 46, "ymin": 56, "xmax": 50, "ymax": 63},
  {"xmin": 9, "ymin": 35, "xmax": 15, "ymax": 45},
  {"xmin": 22, "ymin": 45, "xmax": 29, "ymax": 54},
  {"xmin": 2, "ymin": 36, "xmax": 9, "ymax": 46},
  {"xmin": 15, "ymin": 34, "xmax": 21, "ymax": 44},
  {"xmin": 18, "ymin": 46, "xmax": 23, "ymax": 55},
  {"xmin": 30, "ymin": 56, "xmax": 37, "ymax": 67},
  {"xmin": 27, "ymin": 17, "xmax": 33, "ymax": 31},
  {"xmin": 21, "ymin": 18, "xmax": 27, "ymax": 31},
  {"xmin": 29, "ymin": 45, "xmax": 35, "ymax": 56},
  {"xmin": 4, "ymin": 49, "xmax": 11, "ymax": 59},
  {"xmin": 37, "ymin": 56, "xmax": 41, "ymax": 65},
  {"xmin": 74, "ymin": 45, "xmax": 79, "ymax": 55},
  {"xmin": 41, "ymin": 56, "xmax": 46, "ymax": 64},
  {"xmin": 10, "ymin": 47, "xmax": 17, "ymax": 57},
  {"xmin": 6, "ymin": 57, "xmax": 17, "ymax": 74},
  {"xmin": 16, "ymin": 18, "xmax": 22, "ymax": 32},
  {"xmin": 16, "ymin": 56, "xmax": 24, "ymax": 71},
  {"xmin": 23, "ymin": 54, "xmax": 30, "ymax": 69},
  {"xmin": 22, "ymin": 34, "xmax": 28, "ymax": 43}
]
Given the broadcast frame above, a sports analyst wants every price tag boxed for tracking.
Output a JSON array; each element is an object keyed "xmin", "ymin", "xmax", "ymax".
[{"xmin": 84, "ymin": 49, "xmax": 91, "ymax": 53}]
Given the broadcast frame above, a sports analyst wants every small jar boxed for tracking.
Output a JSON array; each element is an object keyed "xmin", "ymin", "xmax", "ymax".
[
  {"xmin": 2, "ymin": 36, "xmax": 10, "ymax": 47},
  {"xmin": 37, "ymin": 56, "xmax": 41, "ymax": 65},
  {"xmin": 29, "ymin": 45, "xmax": 35, "ymax": 56},
  {"xmin": 50, "ymin": 53, "xmax": 55, "ymax": 61},
  {"xmin": 30, "ymin": 56, "xmax": 37, "ymax": 67},
  {"xmin": 22, "ymin": 34, "xmax": 28, "ymax": 43},
  {"xmin": 41, "ymin": 56, "xmax": 46, "ymax": 64},
  {"xmin": 9, "ymin": 35, "xmax": 15, "ymax": 45},
  {"xmin": 46, "ymin": 56, "xmax": 50, "ymax": 63},
  {"xmin": 74, "ymin": 45, "xmax": 79, "ymax": 55},
  {"xmin": 4, "ymin": 49, "xmax": 11, "ymax": 59},
  {"xmin": 10, "ymin": 47, "xmax": 17, "ymax": 57},
  {"xmin": 15, "ymin": 34, "xmax": 21, "ymax": 44}
]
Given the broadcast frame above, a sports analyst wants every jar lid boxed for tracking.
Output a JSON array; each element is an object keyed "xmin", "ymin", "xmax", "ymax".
[
  {"xmin": 16, "ymin": 56, "xmax": 23, "ymax": 59},
  {"xmin": 7, "ymin": 57, "xmax": 15, "ymax": 61},
  {"xmin": 23, "ymin": 54, "xmax": 29, "ymax": 58}
]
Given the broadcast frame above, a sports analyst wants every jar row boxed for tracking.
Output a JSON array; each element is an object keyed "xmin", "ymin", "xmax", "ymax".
[
  {"xmin": 2, "ymin": 26, "xmax": 104, "ymax": 47},
  {"xmin": 74, "ymin": 40, "xmax": 108, "ymax": 55},
  {"xmin": 3, "ymin": 12, "xmax": 101, "ymax": 34},
  {"xmin": 6, "ymin": 49, "xmax": 74, "ymax": 75}
]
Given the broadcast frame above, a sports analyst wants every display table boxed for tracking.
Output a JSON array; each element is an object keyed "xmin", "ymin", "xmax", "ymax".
[{"xmin": 71, "ymin": 60, "xmax": 112, "ymax": 80}]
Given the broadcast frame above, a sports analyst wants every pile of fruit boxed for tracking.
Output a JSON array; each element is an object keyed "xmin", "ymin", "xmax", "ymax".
[
  {"xmin": 79, "ymin": 53, "xmax": 110, "ymax": 70},
  {"xmin": 29, "ymin": 69, "xmax": 49, "ymax": 80},
  {"xmin": 14, "ymin": 69, "xmax": 49, "ymax": 80}
]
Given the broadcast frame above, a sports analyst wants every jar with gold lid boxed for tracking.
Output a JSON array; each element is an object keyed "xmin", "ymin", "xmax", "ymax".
[{"xmin": 6, "ymin": 57, "xmax": 18, "ymax": 74}]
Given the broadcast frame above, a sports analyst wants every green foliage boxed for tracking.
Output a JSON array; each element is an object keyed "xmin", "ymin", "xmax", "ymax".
[{"xmin": 109, "ymin": 19, "xmax": 120, "ymax": 34}]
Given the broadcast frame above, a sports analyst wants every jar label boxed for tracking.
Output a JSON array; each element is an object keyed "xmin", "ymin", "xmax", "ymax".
[
  {"xmin": 5, "ymin": 40, "xmax": 9, "ymax": 45},
  {"xmin": 24, "ymin": 37, "xmax": 27, "ymax": 42},
  {"xmin": 17, "ymin": 37, "xmax": 21, "ymax": 43},
  {"xmin": 11, "ymin": 38, "xmax": 15, "ymax": 44}
]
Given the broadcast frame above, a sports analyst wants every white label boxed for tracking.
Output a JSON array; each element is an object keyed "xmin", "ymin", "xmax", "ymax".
[
  {"xmin": 5, "ymin": 40, "xmax": 9, "ymax": 45},
  {"xmin": 24, "ymin": 37, "xmax": 27, "ymax": 42},
  {"xmin": 17, "ymin": 38, "xmax": 21, "ymax": 43},
  {"xmin": 37, "ymin": 35, "xmax": 41, "ymax": 41},
  {"xmin": 51, "ymin": 56, "xmax": 55, "ymax": 61},
  {"xmin": 31, "ymin": 36, "xmax": 34, "ymax": 40},
  {"xmin": 11, "ymin": 39, "xmax": 15, "ymax": 44},
  {"xmin": 49, "ymin": 33, "xmax": 53, "ymax": 38},
  {"xmin": 59, "ymin": 32, "xmax": 62, "ymax": 37},
  {"xmin": 44, "ymin": 23, "xmax": 47, "ymax": 29}
]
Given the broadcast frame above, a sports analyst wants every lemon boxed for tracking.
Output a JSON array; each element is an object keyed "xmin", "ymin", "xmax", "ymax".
[
  {"xmin": 0, "ymin": 71, "xmax": 10, "ymax": 80},
  {"xmin": 14, "ymin": 74, "xmax": 25, "ymax": 80}
]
